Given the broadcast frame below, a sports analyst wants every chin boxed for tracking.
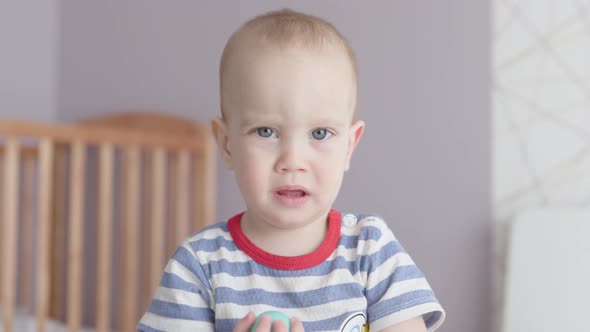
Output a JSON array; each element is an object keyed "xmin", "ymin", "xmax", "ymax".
[{"xmin": 268, "ymin": 208, "xmax": 330, "ymax": 227}]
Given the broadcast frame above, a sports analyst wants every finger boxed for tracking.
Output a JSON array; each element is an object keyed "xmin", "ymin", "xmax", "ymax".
[
  {"xmin": 254, "ymin": 314, "xmax": 272, "ymax": 332},
  {"xmin": 272, "ymin": 320, "xmax": 288, "ymax": 332},
  {"xmin": 290, "ymin": 317, "xmax": 305, "ymax": 332},
  {"xmin": 233, "ymin": 312, "xmax": 256, "ymax": 332}
]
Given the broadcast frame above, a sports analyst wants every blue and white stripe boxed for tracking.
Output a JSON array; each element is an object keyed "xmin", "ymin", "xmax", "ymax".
[{"xmin": 138, "ymin": 213, "xmax": 445, "ymax": 331}]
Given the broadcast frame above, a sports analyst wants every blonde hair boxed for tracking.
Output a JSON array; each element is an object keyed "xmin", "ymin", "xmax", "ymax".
[{"xmin": 219, "ymin": 9, "xmax": 358, "ymax": 116}]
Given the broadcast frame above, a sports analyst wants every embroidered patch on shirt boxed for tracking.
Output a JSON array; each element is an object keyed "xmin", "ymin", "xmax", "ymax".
[{"xmin": 339, "ymin": 312, "xmax": 368, "ymax": 332}]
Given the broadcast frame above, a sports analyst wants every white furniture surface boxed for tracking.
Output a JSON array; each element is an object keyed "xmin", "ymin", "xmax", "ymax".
[
  {"xmin": 502, "ymin": 208, "xmax": 590, "ymax": 332},
  {"xmin": 0, "ymin": 308, "xmax": 95, "ymax": 332}
]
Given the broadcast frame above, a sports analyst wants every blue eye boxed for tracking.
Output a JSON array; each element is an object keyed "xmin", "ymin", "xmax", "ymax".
[
  {"xmin": 311, "ymin": 128, "xmax": 331, "ymax": 140},
  {"xmin": 256, "ymin": 127, "xmax": 275, "ymax": 138}
]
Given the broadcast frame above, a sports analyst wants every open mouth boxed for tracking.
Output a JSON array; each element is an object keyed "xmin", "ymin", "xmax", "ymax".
[
  {"xmin": 274, "ymin": 186, "xmax": 310, "ymax": 206},
  {"xmin": 276, "ymin": 189, "xmax": 307, "ymax": 197}
]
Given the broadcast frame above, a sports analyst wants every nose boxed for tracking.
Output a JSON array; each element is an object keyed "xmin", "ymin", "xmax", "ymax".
[{"xmin": 275, "ymin": 139, "xmax": 308, "ymax": 173}]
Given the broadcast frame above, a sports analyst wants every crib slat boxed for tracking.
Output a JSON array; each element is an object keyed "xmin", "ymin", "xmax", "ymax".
[
  {"xmin": 96, "ymin": 144, "xmax": 114, "ymax": 332},
  {"xmin": 166, "ymin": 156, "xmax": 177, "ymax": 258},
  {"xmin": 175, "ymin": 150, "xmax": 191, "ymax": 246},
  {"xmin": 1, "ymin": 138, "xmax": 20, "ymax": 332},
  {"xmin": 20, "ymin": 155, "xmax": 35, "ymax": 312},
  {"xmin": 50, "ymin": 145, "xmax": 67, "ymax": 321},
  {"xmin": 121, "ymin": 146, "xmax": 140, "ymax": 332},
  {"xmin": 36, "ymin": 139, "xmax": 54, "ymax": 332},
  {"xmin": 140, "ymin": 151, "xmax": 153, "ymax": 312},
  {"xmin": 194, "ymin": 134, "xmax": 216, "ymax": 230},
  {"xmin": 68, "ymin": 141, "xmax": 86, "ymax": 332},
  {"xmin": 148, "ymin": 148, "xmax": 166, "ymax": 308}
]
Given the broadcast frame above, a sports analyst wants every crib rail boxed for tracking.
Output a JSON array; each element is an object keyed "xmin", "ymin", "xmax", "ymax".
[{"xmin": 0, "ymin": 115, "xmax": 215, "ymax": 332}]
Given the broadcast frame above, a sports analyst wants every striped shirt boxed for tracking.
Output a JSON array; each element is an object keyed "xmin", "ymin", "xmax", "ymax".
[{"xmin": 138, "ymin": 210, "xmax": 445, "ymax": 331}]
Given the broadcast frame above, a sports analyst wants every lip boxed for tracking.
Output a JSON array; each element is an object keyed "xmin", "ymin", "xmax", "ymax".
[
  {"xmin": 274, "ymin": 185, "xmax": 310, "ymax": 207},
  {"xmin": 275, "ymin": 185, "xmax": 309, "ymax": 194}
]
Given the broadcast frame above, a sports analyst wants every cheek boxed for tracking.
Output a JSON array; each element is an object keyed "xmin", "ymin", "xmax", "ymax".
[
  {"xmin": 233, "ymin": 159, "xmax": 261, "ymax": 203},
  {"xmin": 315, "ymin": 141, "xmax": 349, "ymax": 167},
  {"xmin": 235, "ymin": 155, "xmax": 259, "ymax": 181},
  {"xmin": 233, "ymin": 145, "xmax": 272, "ymax": 185},
  {"xmin": 313, "ymin": 149, "xmax": 347, "ymax": 182}
]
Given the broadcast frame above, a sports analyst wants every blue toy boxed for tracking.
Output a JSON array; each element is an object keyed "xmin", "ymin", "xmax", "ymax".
[{"xmin": 250, "ymin": 311, "xmax": 291, "ymax": 332}]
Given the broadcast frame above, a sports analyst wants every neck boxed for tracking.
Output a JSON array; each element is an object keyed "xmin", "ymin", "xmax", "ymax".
[{"xmin": 241, "ymin": 212, "xmax": 329, "ymax": 257}]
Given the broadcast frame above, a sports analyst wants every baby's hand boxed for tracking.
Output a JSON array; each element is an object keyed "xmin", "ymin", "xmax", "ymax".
[{"xmin": 232, "ymin": 312, "xmax": 305, "ymax": 332}]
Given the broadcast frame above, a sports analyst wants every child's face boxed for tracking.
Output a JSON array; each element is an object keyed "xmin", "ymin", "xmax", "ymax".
[{"xmin": 214, "ymin": 45, "xmax": 364, "ymax": 230}]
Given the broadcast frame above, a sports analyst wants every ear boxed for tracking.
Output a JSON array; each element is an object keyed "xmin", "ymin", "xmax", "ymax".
[
  {"xmin": 344, "ymin": 120, "xmax": 365, "ymax": 171},
  {"xmin": 211, "ymin": 116, "xmax": 234, "ymax": 170}
]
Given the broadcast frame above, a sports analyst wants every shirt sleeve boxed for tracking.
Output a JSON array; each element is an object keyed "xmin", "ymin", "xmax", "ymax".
[
  {"xmin": 137, "ymin": 241, "xmax": 215, "ymax": 332},
  {"xmin": 360, "ymin": 216, "xmax": 445, "ymax": 331}
]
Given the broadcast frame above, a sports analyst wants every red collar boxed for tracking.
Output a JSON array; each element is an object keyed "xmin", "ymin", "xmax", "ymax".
[{"xmin": 227, "ymin": 210, "xmax": 341, "ymax": 270}]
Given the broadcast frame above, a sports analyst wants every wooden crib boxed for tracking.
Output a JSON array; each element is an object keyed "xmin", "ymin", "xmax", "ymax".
[{"xmin": 0, "ymin": 112, "xmax": 216, "ymax": 332}]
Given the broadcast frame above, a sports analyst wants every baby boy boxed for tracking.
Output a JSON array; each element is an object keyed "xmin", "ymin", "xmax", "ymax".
[{"xmin": 138, "ymin": 8, "xmax": 445, "ymax": 332}]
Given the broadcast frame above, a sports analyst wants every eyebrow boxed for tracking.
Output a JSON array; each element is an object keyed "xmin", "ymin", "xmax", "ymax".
[
  {"xmin": 241, "ymin": 112, "xmax": 351, "ymax": 126},
  {"xmin": 311, "ymin": 116, "xmax": 349, "ymax": 127},
  {"xmin": 236, "ymin": 114, "xmax": 278, "ymax": 130}
]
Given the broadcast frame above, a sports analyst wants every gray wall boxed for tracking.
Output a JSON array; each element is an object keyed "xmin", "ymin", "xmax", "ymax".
[
  {"xmin": 0, "ymin": 0, "xmax": 59, "ymax": 120},
  {"xmin": 56, "ymin": 1, "xmax": 491, "ymax": 331}
]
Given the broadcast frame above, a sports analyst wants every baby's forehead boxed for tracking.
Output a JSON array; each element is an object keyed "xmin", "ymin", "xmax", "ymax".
[
  {"xmin": 226, "ymin": 49, "xmax": 353, "ymax": 98},
  {"xmin": 222, "ymin": 39, "xmax": 356, "ymax": 96}
]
